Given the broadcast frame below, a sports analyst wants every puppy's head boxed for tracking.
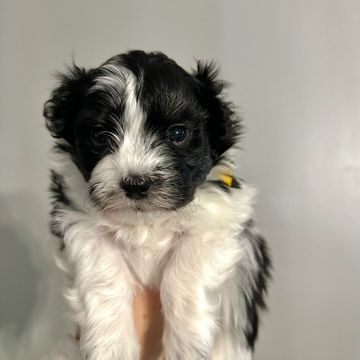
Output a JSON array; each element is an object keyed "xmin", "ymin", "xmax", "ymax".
[{"xmin": 44, "ymin": 51, "xmax": 241, "ymax": 213}]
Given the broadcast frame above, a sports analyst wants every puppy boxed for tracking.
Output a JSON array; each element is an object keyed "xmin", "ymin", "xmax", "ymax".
[{"xmin": 44, "ymin": 50, "xmax": 271, "ymax": 360}]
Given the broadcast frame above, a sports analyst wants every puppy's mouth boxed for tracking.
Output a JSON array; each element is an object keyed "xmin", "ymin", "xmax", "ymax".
[
  {"xmin": 125, "ymin": 196, "xmax": 181, "ymax": 213},
  {"xmin": 127, "ymin": 198, "xmax": 154, "ymax": 213},
  {"xmin": 91, "ymin": 192, "xmax": 173, "ymax": 215}
]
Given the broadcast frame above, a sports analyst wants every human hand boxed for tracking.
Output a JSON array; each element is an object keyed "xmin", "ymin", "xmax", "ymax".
[{"xmin": 43, "ymin": 288, "xmax": 164, "ymax": 360}]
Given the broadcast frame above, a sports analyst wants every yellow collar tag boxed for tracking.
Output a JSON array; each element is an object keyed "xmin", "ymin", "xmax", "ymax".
[
  {"xmin": 216, "ymin": 167, "xmax": 241, "ymax": 189},
  {"xmin": 218, "ymin": 173, "xmax": 233, "ymax": 187}
]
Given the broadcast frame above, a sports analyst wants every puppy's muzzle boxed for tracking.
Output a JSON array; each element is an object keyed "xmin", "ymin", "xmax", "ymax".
[{"xmin": 121, "ymin": 175, "xmax": 152, "ymax": 199}]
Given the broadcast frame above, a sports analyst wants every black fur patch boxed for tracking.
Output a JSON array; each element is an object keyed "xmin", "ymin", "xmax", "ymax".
[
  {"xmin": 53, "ymin": 141, "xmax": 73, "ymax": 154},
  {"xmin": 230, "ymin": 177, "xmax": 241, "ymax": 189},
  {"xmin": 44, "ymin": 65, "xmax": 96, "ymax": 143},
  {"xmin": 208, "ymin": 180, "xmax": 231, "ymax": 193},
  {"xmin": 49, "ymin": 170, "xmax": 72, "ymax": 207},
  {"xmin": 49, "ymin": 206, "xmax": 64, "ymax": 244},
  {"xmin": 193, "ymin": 61, "xmax": 243, "ymax": 159},
  {"xmin": 208, "ymin": 176, "xmax": 241, "ymax": 192},
  {"xmin": 49, "ymin": 170, "xmax": 74, "ymax": 247},
  {"xmin": 242, "ymin": 219, "xmax": 272, "ymax": 349}
]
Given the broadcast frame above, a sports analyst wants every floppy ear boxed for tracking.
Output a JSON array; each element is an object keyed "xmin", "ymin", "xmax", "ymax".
[
  {"xmin": 43, "ymin": 65, "xmax": 94, "ymax": 144},
  {"xmin": 193, "ymin": 61, "xmax": 242, "ymax": 160}
]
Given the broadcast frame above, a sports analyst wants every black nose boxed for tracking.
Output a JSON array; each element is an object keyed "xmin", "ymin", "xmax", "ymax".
[{"xmin": 121, "ymin": 175, "xmax": 152, "ymax": 199}]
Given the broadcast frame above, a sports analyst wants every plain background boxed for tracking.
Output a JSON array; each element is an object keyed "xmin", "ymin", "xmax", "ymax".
[{"xmin": 0, "ymin": 1, "xmax": 359, "ymax": 359}]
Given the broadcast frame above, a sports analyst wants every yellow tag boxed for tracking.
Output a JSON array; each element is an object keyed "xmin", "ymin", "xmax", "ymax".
[{"xmin": 218, "ymin": 174, "xmax": 233, "ymax": 187}]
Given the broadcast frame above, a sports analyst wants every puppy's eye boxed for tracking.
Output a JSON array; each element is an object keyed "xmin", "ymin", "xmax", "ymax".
[
  {"xmin": 168, "ymin": 126, "xmax": 187, "ymax": 144},
  {"xmin": 90, "ymin": 131, "xmax": 108, "ymax": 147}
]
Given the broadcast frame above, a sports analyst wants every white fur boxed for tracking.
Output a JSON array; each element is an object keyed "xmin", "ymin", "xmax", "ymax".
[
  {"xmin": 51, "ymin": 145, "xmax": 258, "ymax": 360},
  {"xmin": 89, "ymin": 64, "xmax": 128, "ymax": 109}
]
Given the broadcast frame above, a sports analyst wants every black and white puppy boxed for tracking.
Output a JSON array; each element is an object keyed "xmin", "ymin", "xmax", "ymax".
[{"xmin": 44, "ymin": 50, "xmax": 271, "ymax": 360}]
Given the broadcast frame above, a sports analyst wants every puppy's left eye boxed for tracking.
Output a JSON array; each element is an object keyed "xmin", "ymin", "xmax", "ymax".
[
  {"xmin": 168, "ymin": 126, "xmax": 187, "ymax": 144},
  {"xmin": 90, "ymin": 131, "xmax": 108, "ymax": 147}
]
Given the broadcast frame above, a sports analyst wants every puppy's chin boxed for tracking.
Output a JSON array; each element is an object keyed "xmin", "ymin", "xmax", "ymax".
[
  {"xmin": 92, "ymin": 195, "xmax": 190, "ymax": 219},
  {"xmin": 118, "ymin": 200, "xmax": 168, "ymax": 214}
]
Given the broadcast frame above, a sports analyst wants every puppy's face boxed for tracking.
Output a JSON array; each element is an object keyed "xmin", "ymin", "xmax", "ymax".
[{"xmin": 44, "ymin": 51, "xmax": 240, "ymax": 213}]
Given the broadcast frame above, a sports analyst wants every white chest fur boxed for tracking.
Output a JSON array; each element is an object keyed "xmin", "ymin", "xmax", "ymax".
[{"xmin": 51, "ymin": 150, "xmax": 258, "ymax": 360}]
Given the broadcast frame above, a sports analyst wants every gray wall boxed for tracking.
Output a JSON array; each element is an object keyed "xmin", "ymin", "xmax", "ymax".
[{"xmin": 0, "ymin": 1, "xmax": 359, "ymax": 359}]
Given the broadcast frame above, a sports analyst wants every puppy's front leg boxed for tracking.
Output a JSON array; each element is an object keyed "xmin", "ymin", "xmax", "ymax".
[
  {"xmin": 161, "ymin": 236, "xmax": 227, "ymax": 360},
  {"xmin": 63, "ymin": 222, "xmax": 139, "ymax": 360}
]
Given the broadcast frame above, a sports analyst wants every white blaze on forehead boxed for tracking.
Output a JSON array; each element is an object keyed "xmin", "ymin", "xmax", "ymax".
[
  {"xmin": 89, "ymin": 64, "xmax": 128, "ymax": 106},
  {"xmin": 123, "ymin": 74, "xmax": 144, "ymax": 140},
  {"xmin": 119, "ymin": 74, "xmax": 164, "ymax": 175},
  {"xmin": 89, "ymin": 63, "xmax": 167, "ymax": 176}
]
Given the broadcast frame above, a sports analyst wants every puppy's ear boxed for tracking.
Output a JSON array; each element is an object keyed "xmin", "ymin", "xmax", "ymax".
[
  {"xmin": 43, "ymin": 65, "xmax": 94, "ymax": 144},
  {"xmin": 193, "ymin": 61, "xmax": 242, "ymax": 160}
]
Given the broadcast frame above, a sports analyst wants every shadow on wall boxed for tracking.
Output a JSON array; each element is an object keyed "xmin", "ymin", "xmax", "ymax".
[
  {"xmin": 0, "ymin": 223, "xmax": 39, "ymax": 335},
  {"xmin": 0, "ymin": 193, "xmax": 68, "ymax": 360}
]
